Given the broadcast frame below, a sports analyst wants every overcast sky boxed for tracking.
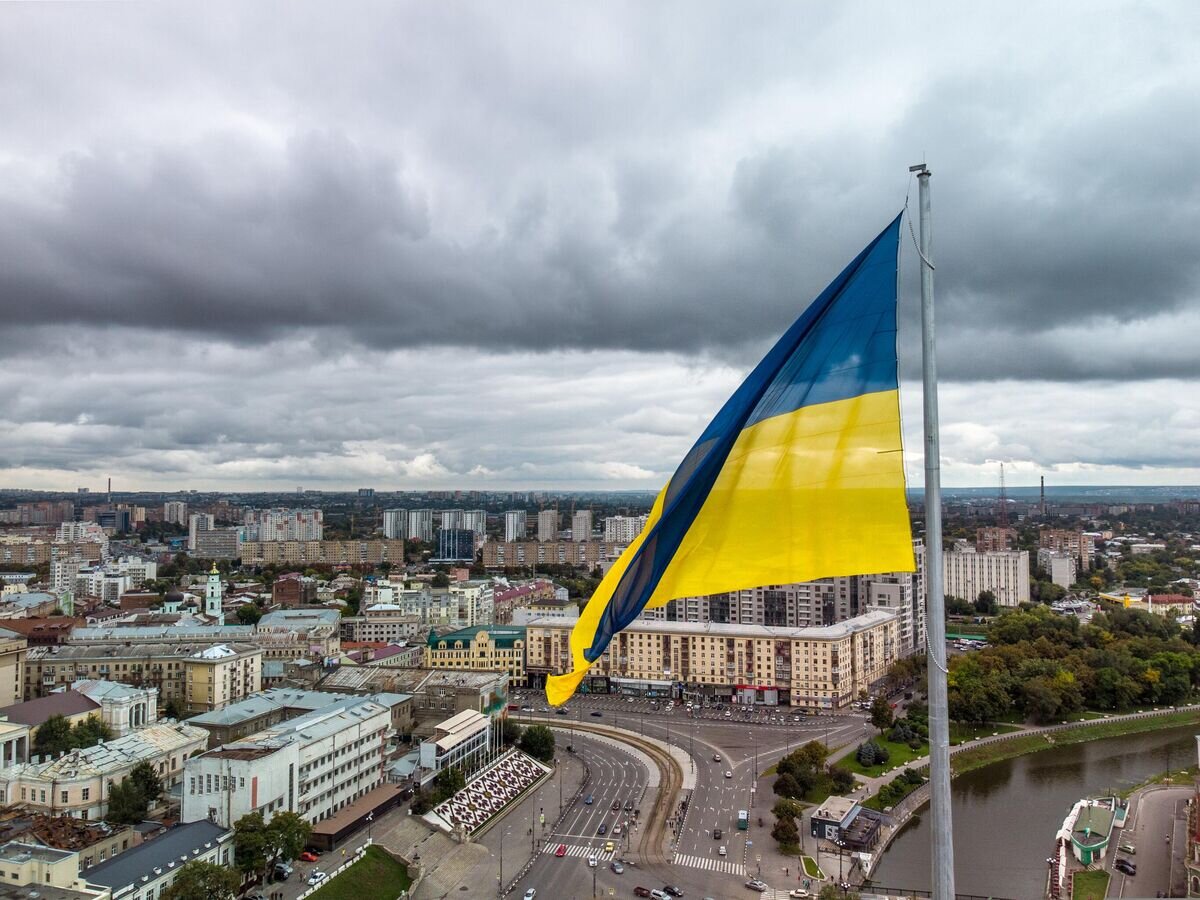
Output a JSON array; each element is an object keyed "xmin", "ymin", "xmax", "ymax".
[{"xmin": 2, "ymin": 2, "xmax": 1199, "ymax": 491}]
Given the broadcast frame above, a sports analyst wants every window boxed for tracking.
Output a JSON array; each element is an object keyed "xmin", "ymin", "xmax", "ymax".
[{"xmin": 61, "ymin": 790, "xmax": 69, "ymax": 803}]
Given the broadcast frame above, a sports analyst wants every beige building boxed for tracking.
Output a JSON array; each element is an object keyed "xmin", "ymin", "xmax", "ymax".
[
  {"xmin": 944, "ymin": 548, "xmax": 1030, "ymax": 607},
  {"xmin": 24, "ymin": 642, "xmax": 261, "ymax": 712},
  {"xmin": 525, "ymin": 610, "xmax": 899, "ymax": 709},
  {"xmin": 0, "ymin": 721, "xmax": 207, "ymax": 818},
  {"xmin": 425, "ymin": 626, "xmax": 527, "ymax": 687},
  {"xmin": 240, "ymin": 539, "xmax": 408, "ymax": 566},
  {"xmin": 481, "ymin": 540, "xmax": 625, "ymax": 569},
  {"xmin": 0, "ymin": 628, "xmax": 26, "ymax": 707}
]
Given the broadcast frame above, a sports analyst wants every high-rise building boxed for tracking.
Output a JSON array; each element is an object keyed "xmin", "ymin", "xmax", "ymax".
[
  {"xmin": 436, "ymin": 529, "xmax": 477, "ymax": 563},
  {"xmin": 407, "ymin": 509, "xmax": 434, "ymax": 542},
  {"xmin": 164, "ymin": 501, "xmax": 188, "ymax": 526},
  {"xmin": 461, "ymin": 510, "xmax": 487, "ymax": 536},
  {"xmin": 944, "ymin": 548, "xmax": 1030, "ymax": 607},
  {"xmin": 976, "ymin": 526, "xmax": 1016, "ymax": 552},
  {"xmin": 188, "ymin": 514, "xmax": 215, "ymax": 551},
  {"xmin": 243, "ymin": 508, "xmax": 323, "ymax": 542},
  {"xmin": 440, "ymin": 509, "xmax": 464, "ymax": 531},
  {"xmin": 1038, "ymin": 548, "xmax": 1078, "ymax": 589},
  {"xmin": 571, "ymin": 510, "xmax": 593, "ymax": 542},
  {"xmin": 537, "ymin": 509, "xmax": 559, "ymax": 542},
  {"xmin": 382, "ymin": 509, "xmax": 408, "ymax": 539},
  {"xmin": 1039, "ymin": 528, "xmax": 1094, "ymax": 571},
  {"xmin": 604, "ymin": 515, "xmax": 648, "ymax": 543},
  {"xmin": 504, "ymin": 510, "xmax": 527, "ymax": 542}
]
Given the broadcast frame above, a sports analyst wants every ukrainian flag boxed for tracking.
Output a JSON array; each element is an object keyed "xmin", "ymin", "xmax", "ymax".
[{"xmin": 546, "ymin": 215, "xmax": 914, "ymax": 706}]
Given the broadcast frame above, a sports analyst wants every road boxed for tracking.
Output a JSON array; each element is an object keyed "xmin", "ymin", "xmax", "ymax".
[{"xmin": 1111, "ymin": 785, "xmax": 1189, "ymax": 899}]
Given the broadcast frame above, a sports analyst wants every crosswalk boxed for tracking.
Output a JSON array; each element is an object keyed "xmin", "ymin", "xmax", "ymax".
[
  {"xmin": 540, "ymin": 843, "xmax": 618, "ymax": 861},
  {"xmin": 670, "ymin": 851, "xmax": 745, "ymax": 876}
]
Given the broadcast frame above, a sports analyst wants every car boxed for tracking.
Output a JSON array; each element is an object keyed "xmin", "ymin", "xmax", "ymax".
[
  {"xmin": 306, "ymin": 871, "xmax": 328, "ymax": 886},
  {"xmin": 1119, "ymin": 842, "xmax": 1136, "ymax": 855},
  {"xmin": 1115, "ymin": 858, "xmax": 1136, "ymax": 876},
  {"xmin": 744, "ymin": 880, "xmax": 768, "ymax": 893},
  {"xmin": 634, "ymin": 889, "xmax": 652, "ymax": 899},
  {"xmin": 554, "ymin": 843, "xmax": 567, "ymax": 857},
  {"xmin": 555, "ymin": 708, "xmax": 568, "ymax": 715},
  {"xmin": 605, "ymin": 840, "xmax": 615, "ymax": 852},
  {"xmin": 724, "ymin": 711, "xmax": 732, "ymax": 718},
  {"xmin": 299, "ymin": 851, "xmax": 319, "ymax": 862},
  {"xmin": 788, "ymin": 891, "xmax": 811, "ymax": 898},
  {"xmin": 597, "ymin": 823, "xmax": 607, "ymax": 835},
  {"xmin": 523, "ymin": 891, "xmax": 537, "ymax": 900},
  {"xmin": 712, "ymin": 753, "xmax": 722, "ymax": 762},
  {"xmin": 650, "ymin": 892, "xmax": 670, "ymax": 900},
  {"xmin": 612, "ymin": 825, "xmax": 622, "ymax": 836},
  {"xmin": 612, "ymin": 800, "xmax": 621, "ymax": 811},
  {"xmin": 624, "ymin": 800, "xmax": 634, "ymax": 811},
  {"xmin": 611, "ymin": 861, "xmax": 624, "ymax": 874},
  {"xmin": 664, "ymin": 887, "xmax": 684, "ymax": 897},
  {"xmin": 585, "ymin": 794, "xmax": 593, "ymax": 805},
  {"xmin": 725, "ymin": 770, "xmax": 733, "ymax": 778},
  {"xmin": 713, "ymin": 828, "xmax": 722, "ymax": 839},
  {"xmin": 587, "ymin": 854, "xmax": 598, "ymax": 867},
  {"xmin": 590, "ymin": 711, "xmax": 603, "ymax": 717},
  {"xmin": 718, "ymin": 846, "xmax": 727, "ymax": 856}
]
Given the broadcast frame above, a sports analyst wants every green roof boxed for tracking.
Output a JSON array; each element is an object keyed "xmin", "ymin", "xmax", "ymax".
[
  {"xmin": 430, "ymin": 625, "xmax": 526, "ymax": 649},
  {"xmin": 1072, "ymin": 804, "xmax": 1114, "ymax": 847}
]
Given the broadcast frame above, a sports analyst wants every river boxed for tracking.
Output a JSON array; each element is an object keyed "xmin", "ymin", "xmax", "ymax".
[{"xmin": 869, "ymin": 724, "xmax": 1198, "ymax": 898}]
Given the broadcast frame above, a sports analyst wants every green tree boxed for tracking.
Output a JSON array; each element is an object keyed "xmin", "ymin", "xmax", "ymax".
[
  {"xmin": 869, "ymin": 696, "xmax": 894, "ymax": 733},
  {"xmin": 770, "ymin": 814, "xmax": 799, "ymax": 847},
  {"xmin": 432, "ymin": 766, "xmax": 466, "ymax": 803},
  {"xmin": 32, "ymin": 714, "xmax": 74, "ymax": 758},
  {"xmin": 430, "ymin": 572, "xmax": 451, "ymax": 588},
  {"xmin": 236, "ymin": 604, "xmax": 263, "ymax": 625},
  {"xmin": 818, "ymin": 886, "xmax": 860, "ymax": 900},
  {"xmin": 163, "ymin": 696, "xmax": 187, "ymax": 720},
  {"xmin": 128, "ymin": 761, "xmax": 163, "ymax": 807},
  {"xmin": 107, "ymin": 778, "xmax": 149, "ymax": 825},
  {"xmin": 71, "ymin": 715, "xmax": 114, "ymax": 749},
  {"xmin": 975, "ymin": 590, "xmax": 998, "ymax": 614},
  {"xmin": 266, "ymin": 811, "xmax": 312, "ymax": 867},
  {"xmin": 501, "ymin": 718, "xmax": 524, "ymax": 746},
  {"xmin": 829, "ymin": 766, "xmax": 856, "ymax": 794},
  {"xmin": 159, "ymin": 861, "xmax": 240, "ymax": 900},
  {"xmin": 518, "ymin": 724, "xmax": 556, "ymax": 763},
  {"xmin": 233, "ymin": 813, "xmax": 270, "ymax": 881}
]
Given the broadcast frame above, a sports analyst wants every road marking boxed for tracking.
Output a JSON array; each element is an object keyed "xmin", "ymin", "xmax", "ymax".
[
  {"xmin": 670, "ymin": 851, "xmax": 745, "ymax": 875},
  {"xmin": 541, "ymin": 843, "xmax": 617, "ymax": 860}
]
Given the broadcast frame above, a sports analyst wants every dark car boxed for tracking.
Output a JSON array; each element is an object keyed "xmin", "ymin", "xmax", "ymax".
[
  {"xmin": 713, "ymin": 828, "xmax": 722, "ymax": 840},
  {"xmin": 624, "ymin": 800, "xmax": 634, "ymax": 811},
  {"xmin": 634, "ymin": 889, "xmax": 652, "ymax": 899},
  {"xmin": 1115, "ymin": 858, "xmax": 1136, "ymax": 876},
  {"xmin": 598, "ymin": 823, "xmax": 607, "ymax": 835},
  {"xmin": 555, "ymin": 708, "xmax": 568, "ymax": 715},
  {"xmin": 590, "ymin": 711, "xmax": 603, "ymax": 717},
  {"xmin": 664, "ymin": 887, "xmax": 684, "ymax": 897}
]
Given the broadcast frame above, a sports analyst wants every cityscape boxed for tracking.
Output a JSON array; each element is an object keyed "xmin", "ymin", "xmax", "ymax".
[{"xmin": 4, "ymin": 4, "xmax": 1200, "ymax": 900}]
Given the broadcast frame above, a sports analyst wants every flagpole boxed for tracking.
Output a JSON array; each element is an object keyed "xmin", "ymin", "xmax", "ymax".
[{"xmin": 910, "ymin": 162, "xmax": 956, "ymax": 899}]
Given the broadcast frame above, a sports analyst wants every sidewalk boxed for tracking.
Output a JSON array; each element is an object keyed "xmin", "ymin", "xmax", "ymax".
[{"xmin": 374, "ymin": 751, "xmax": 587, "ymax": 900}]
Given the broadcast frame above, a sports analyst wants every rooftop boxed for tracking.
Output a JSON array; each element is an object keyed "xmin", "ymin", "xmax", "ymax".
[
  {"xmin": 0, "ymin": 722, "xmax": 206, "ymax": 781},
  {"xmin": 82, "ymin": 821, "xmax": 230, "ymax": 891},
  {"xmin": 0, "ymin": 691, "xmax": 100, "ymax": 728},
  {"xmin": 27, "ymin": 641, "xmax": 261, "ymax": 662},
  {"xmin": 1072, "ymin": 803, "xmax": 1115, "ymax": 846},
  {"xmin": 186, "ymin": 688, "xmax": 344, "ymax": 727},
  {"xmin": 813, "ymin": 796, "xmax": 859, "ymax": 825},
  {"xmin": 524, "ymin": 609, "xmax": 899, "ymax": 640},
  {"xmin": 428, "ymin": 625, "xmax": 526, "ymax": 648}
]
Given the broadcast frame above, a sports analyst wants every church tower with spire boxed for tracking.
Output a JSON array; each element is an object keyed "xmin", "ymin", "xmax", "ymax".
[{"xmin": 205, "ymin": 562, "xmax": 225, "ymax": 626}]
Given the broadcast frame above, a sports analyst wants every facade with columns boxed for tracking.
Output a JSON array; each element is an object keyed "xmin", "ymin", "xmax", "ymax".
[
  {"xmin": 73, "ymin": 679, "xmax": 158, "ymax": 736},
  {"xmin": 0, "ymin": 628, "xmax": 25, "ymax": 707},
  {"xmin": 0, "ymin": 720, "xmax": 29, "ymax": 768}
]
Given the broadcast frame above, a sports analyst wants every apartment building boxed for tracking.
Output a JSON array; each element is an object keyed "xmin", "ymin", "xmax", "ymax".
[
  {"xmin": 536, "ymin": 509, "xmax": 558, "ymax": 542},
  {"xmin": 163, "ymin": 500, "xmax": 188, "ymax": 526},
  {"xmin": 243, "ymin": 508, "xmax": 324, "ymax": 542},
  {"xmin": 460, "ymin": 509, "xmax": 487, "ymax": 536},
  {"xmin": 481, "ymin": 540, "xmax": 625, "ymax": 569},
  {"xmin": 78, "ymin": 821, "xmax": 232, "ymax": 900},
  {"xmin": 240, "ymin": 539, "xmax": 408, "ymax": 566},
  {"xmin": 603, "ymin": 515, "xmax": 648, "ymax": 543},
  {"xmin": 181, "ymin": 694, "xmax": 391, "ymax": 828},
  {"xmin": 407, "ymin": 509, "xmax": 434, "ymax": 542},
  {"xmin": 571, "ymin": 510, "xmax": 593, "ymax": 541},
  {"xmin": 24, "ymin": 642, "xmax": 261, "ymax": 712},
  {"xmin": 976, "ymin": 526, "xmax": 1016, "ymax": 552},
  {"xmin": 504, "ymin": 510, "xmax": 527, "ymax": 542},
  {"xmin": 525, "ymin": 611, "xmax": 899, "ymax": 709},
  {"xmin": 187, "ymin": 514, "xmax": 214, "ymax": 551},
  {"xmin": 944, "ymin": 548, "xmax": 1030, "ymax": 607},
  {"xmin": 339, "ymin": 606, "xmax": 424, "ymax": 644},
  {"xmin": 355, "ymin": 580, "xmax": 493, "ymax": 629},
  {"xmin": 382, "ymin": 509, "xmax": 408, "ymax": 539},
  {"xmin": 1040, "ymin": 528, "xmax": 1094, "ymax": 571},
  {"xmin": 1038, "ymin": 548, "xmax": 1078, "ymax": 589},
  {"xmin": 0, "ymin": 628, "xmax": 26, "ymax": 707},
  {"xmin": 425, "ymin": 626, "xmax": 527, "ymax": 687},
  {"xmin": 0, "ymin": 722, "xmax": 207, "ymax": 818}
]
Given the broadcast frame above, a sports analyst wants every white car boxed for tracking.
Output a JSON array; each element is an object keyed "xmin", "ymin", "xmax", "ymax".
[
  {"xmin": 718, "ymin": 846, "xmax": 727, "ymax": 856},
  {"xmin": 788, "ymin": 891, "xmax": 810, "ymax": 898},
  {"xmin": 523, "ymin": 891, "xmax": 537, "ymax": 900},
  {"xmin": 306, "ymin": 871, "xmax": 328, "ymax": 886},
  {"xmin": 588, "ymin": 854, "xmax": 598, "ymax": 867},
  {"xmin": 725, "ymin": 770, "xmax": 733, "ymax": 778}
]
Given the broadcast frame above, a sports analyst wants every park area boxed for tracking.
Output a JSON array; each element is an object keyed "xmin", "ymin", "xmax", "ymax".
[
  {"xmin": 307, "ymin": 846, "xmax": 412, "ymax": 900},
  {"xmin": 1070, "ymin": 869, "xmax": 1109, "ymax": 900}
]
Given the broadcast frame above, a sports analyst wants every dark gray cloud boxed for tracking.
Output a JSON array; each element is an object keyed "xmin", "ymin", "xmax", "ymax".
[{"xmin": 2, "ymin": 2, "xmax": 1200, "ymax": 487}]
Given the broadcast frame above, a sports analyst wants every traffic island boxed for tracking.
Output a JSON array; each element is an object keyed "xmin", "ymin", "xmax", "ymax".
[
  {"xmin": 801, "ymin": 855, "xmax": 825, "ymax": 879},
  {"xmin": 305, "ymin": 845, "xmax": 412, "ymax": 900}
]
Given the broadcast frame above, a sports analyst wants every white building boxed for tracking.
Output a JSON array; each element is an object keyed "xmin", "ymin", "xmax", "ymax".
[
  {"xmin": 461, "ymin": 510, "xmax": 487, "ymax": 536},
  {"xmin": 944, "ymin": 548, "xmax": 1030, "ymax": 608},
  {"xmin": 187, "ymin": 514, "xmax": 214, "ymax": 551},
  {"xmin": 72, "ymin": 679, "xmax": 159, "ymax": 737},
  {"xmin": 382, "ymin": 509, "xmax": 408, "ymax": 540},
  {"xmin": 181, "ymin": 694, "xmax": 391, "ymax": 828},
  {"xmin": 604, "ymin": 515, "xmax": 647, "ymax": 543},
  {"xmin": 504, "ymin": 510, "xmax": 527, "ymax": 543},
  {"xmin": 407, "ymin": 509, "xmax": 434, "ymax": 542},
  {"xmin": 537, "ymin": 510, "xmax": 558, "ymax": 542},
  {"xmin": 1038, "ymin": 548, "xmax": 1078, "ymax": 590},
  {"xmin": 51, "ymin": 557, "xmax": 86, "ymax": 594},
  {"xmin": 571, "ymin": 510, "xmax": 593, "ymax": 541},
  {"xmin": 243, "ymin": 508, "xmax": 323, "ymax": 542},
  {"xmin": 418, "ymin": 709, "xmax": 492, "ymax": 784},
  {"xmin": 163, "ymin": 501, "xmax": 188, "ymax": 526},
  {"xmin": 439, "ymin": 509, "xmax": 464, "ymax": 531}
]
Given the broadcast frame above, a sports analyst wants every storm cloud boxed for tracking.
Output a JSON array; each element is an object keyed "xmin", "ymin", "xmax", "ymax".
[{"xmin": 1, "ymin": 1, "xmax": 1199, "ymax": 488}]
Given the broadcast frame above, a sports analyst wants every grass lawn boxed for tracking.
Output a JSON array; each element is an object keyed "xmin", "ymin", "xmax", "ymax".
[
  {"xmin": 801, "ymin": 855, "xmax": 825, "ymax": 879},
  {"xmin": 839, "ymin": 737, "xmax": 928, "ymax": 777},
  {"xmin": 948, "ymin": 722, "xmax": 1021, "ymax": 745},
  {"xmin": 307, "ymin": 846, "xmax": 411, "ymax": 900},
  {"xmin": 1071, "ymin": 869, "xmax": 1109, "ymax": 900}
]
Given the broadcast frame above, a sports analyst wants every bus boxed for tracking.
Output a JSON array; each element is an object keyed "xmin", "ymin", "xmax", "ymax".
[{"xmin": 737, "ymin": 810, "xmax": 749, "ymax": 831}]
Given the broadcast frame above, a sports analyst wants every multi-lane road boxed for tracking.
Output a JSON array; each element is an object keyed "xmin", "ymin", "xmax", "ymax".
[{"xmin": 507, "ymin": 690, "xmax": 871, "ymax": 899}]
